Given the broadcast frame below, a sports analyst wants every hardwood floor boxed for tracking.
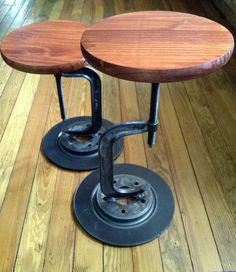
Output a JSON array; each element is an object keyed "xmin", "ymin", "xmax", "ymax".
[{"xmin": 0, "ymin": 0, "xmax": 235, "ymax": 271}]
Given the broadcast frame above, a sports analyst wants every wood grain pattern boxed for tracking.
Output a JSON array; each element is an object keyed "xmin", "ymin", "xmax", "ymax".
[
  {"xmin": 0, "ymin": 0, "xmax": 236, "ymax": 271},
  {"xmin": 168, "ymin": 80, "xmax": 236, "ymax": 271},
  {"xmin": 0, "ymin": 69, "xmax": 25, "ymax": 141},
  {"xmin": 102, "ymin": 76, "xmax": 133, "ymax": 272},
  {"xmin": 0, "ymin": 75, "xmax": 53, "ymax": 272},
  {"xmin": 81, "ymin": 11, "xmax": 234, "ymax": 83},
  {"xmin": 119, "ymin": 79, "xmax": 163, "ymax": 272},
  {"xmin": 0, "ymin": 59, "xmax": 13, "ymax": 96},
  {"xmin": 0, "ymin": 0, "xmax": 30, "ymax": 39},
  {"xmin": 14, "ymin": 77, "xmax": 58, "ymax": 272},
  {"xmin": 0, "ymin": 73, "xmax": 40, "ymax": 208},
  {"xmin": 1, "ymin": 20, "xmax": 87, "ymax": 74},
  {"xmin": 160, "ymin": 85, "xmax": 223, "ymax": 271},
  {"xmin": 136, "ymin": 82, "xmax": 193, "ymax": 272},
  {"xmin": 183, "ymin": 77, "xmax": 236, "ymax": 217}
]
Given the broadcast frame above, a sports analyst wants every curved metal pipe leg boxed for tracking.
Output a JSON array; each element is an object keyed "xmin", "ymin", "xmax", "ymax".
[
  {"xmin": 54, "ymin": 66, "xmax": 102, "ymax": 135},
  {"xmin": 99, "ymin": 83, "xmax": 160, "ymax": 198},
  {"xmin": 99, "ymin": 121, "xmax": 151, "ymax": 197}
]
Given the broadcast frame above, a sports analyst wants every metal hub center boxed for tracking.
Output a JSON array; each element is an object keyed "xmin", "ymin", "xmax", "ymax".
[
  {"xmin": 94, "ymin": 174, "xmax": 156, "ymax": 226},
  {"xmin": 58, "ymin": 121, "xmax": 106, "ymax": 155}
]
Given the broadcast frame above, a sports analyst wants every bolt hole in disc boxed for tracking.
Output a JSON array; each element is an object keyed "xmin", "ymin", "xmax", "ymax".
[
  {"xmin": 42, "ymin": 116, "xmax": 123, "ymax": 170},
  {"xmin": 73, "ymin": 164, "xmax": 174, "ymax": 246}
]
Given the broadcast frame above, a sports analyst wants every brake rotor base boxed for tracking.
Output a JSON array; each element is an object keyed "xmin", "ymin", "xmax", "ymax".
[
  {"xmin": 73, "ymin": 163, "xmax": 175, "ymax": 246},
  {"xmin": 42, "ymin": 116, "xmax": 123, "ymax": 170}
]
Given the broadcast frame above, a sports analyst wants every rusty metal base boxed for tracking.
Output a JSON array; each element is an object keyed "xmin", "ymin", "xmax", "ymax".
[{"xmin": 42, "ymin": 116, "xmax": 123, "ymax": 171}]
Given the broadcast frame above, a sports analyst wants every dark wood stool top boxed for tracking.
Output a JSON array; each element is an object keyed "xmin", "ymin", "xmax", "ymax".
[
  {"xmin": 1, "ymin": 20, "xmax": 87, "ymax": 74},
  {"xmin": 81, "ymin": 11, "xmax": 234, "ymax": 82}
]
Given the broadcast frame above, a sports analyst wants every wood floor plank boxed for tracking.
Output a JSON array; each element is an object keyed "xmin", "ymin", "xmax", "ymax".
[
  {"xmin": 9, "ymin": 0, "xmax": 45, "ymax": 30},
  {"xmin": 13, "ymin": 76, "xmax": 58, "ymax": 272},
  {"xmin": 0, "ymin": 70, "xmax": 25, "ymax": 141},
  {"xmin": 42, "ymin": 171, "xmax": 78, "ymax": 272},
  {"xmin": 42, "ymin": 77, "xmax": 87, "ymax": 272},
  {"xmin": 36, "ymin": 0, "xmax": 60, "ymax": 22},
  {"xmin": 59, "ymin": 0, "xmax": 74, "ymax": 19},
  {"xmin": 73, "ymin": 81, "xmax": 103, "ymax": 272},
  {"xmin": 102, "ymin": 75, "xmax": 133, "ymax": 272},
  {"xmin": 3, "ymin": 0, "xmax": 39, "ymax": 35},
  {"xmin": 0, "ymin": 75, "xmax": 53, "ymax": 272},
  {"xmin": 133, "ymin": 0, "xmax": 154, "ymax": 11},
  {"xmin": 14, "ymin": 155, "xmax": 58, "ymax": 272},
  {"xmin": 23, "ymin": 0, "xmax": 51, "ymax": 25},
  {"xmin": 0, "ymin": 0, "xmax": 29, "ymax": 38},
  {"xmin": 0, "ymin": 0, "xmax": 7, "ymax": 7},
  {"xmin": 0, "ymin": 0, "xmax": 235, "ymax": 271},
  {"xmin": 207, "ymin": 71, "xmax": 236, "ymax": 123},
  {"xmin": 119, "ymin": 79, "xmax": 163, "ymax": 272},
  {"xmin": 73, "ymin": 175, "xmax": 103, "ymax": 272},
  {"xmin": 0, "ymin": 60, "xmax": 13, "ymax": 97},
  {"xmin": 160, "ymin": 84, "xmax": 223, "ymax": 272},
  {"xmin": 74, "ymin": 210, "xmax": 103, "ymax": 272},
  {"xmin": 72, "ymin": 2, "xmax": 104, "ymax": 270},
  {"xmin": 169, "ymin": 81, "xmax": 236, "ymax": 271},
  {"xmin": 133, "ymin": 6, "xmax": 192, "ymax": 272},
  {"xmin": 183, "ymin": 78, "xmax": 236, "ymax": 217},
  {"xmin": 196, "ymin": 75, "xmax": 236, "ymax": 163},
  {"xmin": 70, "ymin": 0, "xmax": 84, "ymax": 21},
  {"xmin": 48, "ymin": 0, "xmax": 64, "ymax": 20},
  {"xmin": 0, "ymin": 0, "xmax": 13, "ymax": 23},
  {"xmin": 136, "ymin": 82, "xmax": 193, "ymax": 272},
  {"xmin": 69, "ymin": 2, "xmax": 105, "ymax": 270},
  {"xmin": 80, "ymin": 0, "xmax": 93, "ymax": 25},
  {"xmin": 0, "ymin": 73, "xmax": 40, "ymax": 208},
  {"xmin": 95, "ymin": 11, "xmax": 132, "ymax": 272}
]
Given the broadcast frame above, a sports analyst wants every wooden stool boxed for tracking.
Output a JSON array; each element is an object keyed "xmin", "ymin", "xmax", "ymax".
[
  {"xmin": 73, "ymin": 11, "xmax": 234, "ymax": 246},
  {"xmin": 0, "ymin": 20, "xmax": 123, "ymax": 171}
]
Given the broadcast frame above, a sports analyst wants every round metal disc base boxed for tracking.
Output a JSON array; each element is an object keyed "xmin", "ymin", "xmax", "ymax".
[
  {"xmin": 42, "ymin": 117, "xmax": 123, "ymax": 170},
  {"xmin": 73, "ymin": 164, "xmax": 175, "ymax": 246}
]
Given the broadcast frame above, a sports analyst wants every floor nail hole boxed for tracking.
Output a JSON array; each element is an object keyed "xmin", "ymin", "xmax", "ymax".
[
  {"xmin": 134, "ymin": 182, "xmax": 139, "ymax": 185},
  {"xmin": 121, "ymin": 209, "xmax": 126, "ymax": 213},
  {"xmin": 141, "ymin": 199, "xmax": 146, "ymax": 203}
]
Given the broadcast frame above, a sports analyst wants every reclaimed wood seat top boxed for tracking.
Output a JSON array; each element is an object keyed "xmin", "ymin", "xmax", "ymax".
[
  {"xmin": 81, "ymin": 11, "xmax": 234, "ymax": 83},
  {"xmin": 1, "ymin": 20, "xmax": 87, "ymax": 74}
]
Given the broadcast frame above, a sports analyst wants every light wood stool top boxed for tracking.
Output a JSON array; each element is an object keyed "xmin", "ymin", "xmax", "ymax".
[
  {"xmin": 1, "ymin": 20, "xmax": 87, "ymax": 75},
  {"xmin": 81, "ymin": 11, "xmax": 234, "ymax": 82}
]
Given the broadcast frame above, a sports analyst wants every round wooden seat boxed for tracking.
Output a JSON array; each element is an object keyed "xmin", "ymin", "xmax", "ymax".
[
  {"xmin": 0, "ymin": 19, "xmax": 124, "ymax": 171},
  {"xmin": 81, "ymin": 11, "xmax": 234, "ymax": 82},
  {"xmin": 1, "ymin": 20, "xmax": 87, "ymax": 75}
]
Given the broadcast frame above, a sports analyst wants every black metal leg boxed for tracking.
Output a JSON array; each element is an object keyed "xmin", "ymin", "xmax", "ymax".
[
  {"xmin": 99, "ymin": 121, "xmax": 151, "ymax": 197},
  {"xmin": 42, "ymin": 66, "xmax": 123, "ymax": 171},
  {"xmin": 55, "ymin": 74, "xmax": 66, "ymax": 120},
  {"xmin": 73, "ymin": 83, "xmax": 174, "ymax": 246},
  {"xmin": 62, "ymin": 66, "xmax": 102, "ymax": 135},
  {"xmin": 148, "ymin": 83, "xmax": 160, "ymax": 147}
]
